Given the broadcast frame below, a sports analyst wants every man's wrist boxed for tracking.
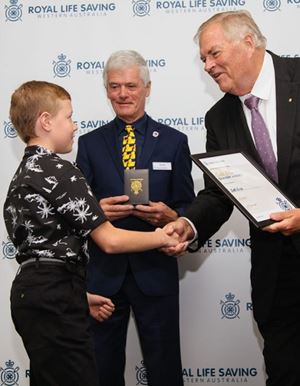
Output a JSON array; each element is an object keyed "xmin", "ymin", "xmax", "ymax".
[{"xmin": 179, "ymin": 217, "xmax": 198, "ymax": 243}]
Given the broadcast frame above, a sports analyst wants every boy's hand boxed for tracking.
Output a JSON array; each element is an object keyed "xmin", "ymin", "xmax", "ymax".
[{"xmin": 87, "ymin": 292, "xmax": 115, "ymax": 322}]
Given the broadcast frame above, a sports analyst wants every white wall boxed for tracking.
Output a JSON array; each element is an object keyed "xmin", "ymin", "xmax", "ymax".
[{"xmin": 1, "ymin": 0, "xmax": 299, "ymax": 384}]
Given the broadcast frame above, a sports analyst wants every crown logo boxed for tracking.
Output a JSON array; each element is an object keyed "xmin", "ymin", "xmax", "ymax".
[
  {"xmin": 58, "ymin": 53, "xmax": 66, "ymax": 61},
  {"xmin": 5, "ymin": 0, "xmax": 22, "ymax": 22},
  {"xmin": 5, "ymin": 360, "xmax": 14, "ymax": 368},
  {"xmin": 53, "ymin": 54, "xmax": 71, "ymax": 78},
  {"xmin": 220, "ymin": 292, "xmax": 240, "ymax": 319},
  {"xmin": 225, "ymin": 292, "xmax": 235, "ymax": 301}
]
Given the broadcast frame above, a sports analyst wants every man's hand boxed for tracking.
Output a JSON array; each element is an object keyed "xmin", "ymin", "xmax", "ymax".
[
  {"xmin": 263, "ymin": 209, "xmax": 300, "ymax": 236},
  {"xmin": 154, "ymin": 227, "xmax": 181, "ymax": 248},
  {"xmin": 100, "ymin": 195, "xmax": 134, "ymax": 221},
  {"xmin": 160, "ymin": 218, "xmax": 195, "ymax": 256},
  {"xmin": 133, "ymin": 201, "xmax": 178, "ymax": 227},
  {"xmin": 87, "ymin": 292, "xmax": 115, "ymax": 322}
]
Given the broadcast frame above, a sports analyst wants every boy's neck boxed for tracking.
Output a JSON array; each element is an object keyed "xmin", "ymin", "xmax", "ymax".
[{"xmin": 27, "ymin": 138, "xmax": 53, "ymax": 152}]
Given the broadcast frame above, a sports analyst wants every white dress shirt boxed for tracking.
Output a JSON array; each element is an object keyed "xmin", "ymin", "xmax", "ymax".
[{"xmin": 239, "ymin": 51, "xmax": 277, "ymax": 159}]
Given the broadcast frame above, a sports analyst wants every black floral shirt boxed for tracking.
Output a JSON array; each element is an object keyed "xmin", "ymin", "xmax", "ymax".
[{"xmin": 3, "ymin": 146, "xmax": 106, "ymax": 265}]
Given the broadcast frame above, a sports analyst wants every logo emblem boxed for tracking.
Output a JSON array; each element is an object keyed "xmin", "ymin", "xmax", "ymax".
[
  {"xmin": 263, "ymin": 0, "xmax": 281, "ymax": 11},
  {"xmin": 2, "ymin": 237, "xmax": 17, "ymax": 260},
  {"xmin": 135, "ymin": 360, "xmax": 148, "ymax": 385},
  {"xmin": 53, "ymin": 54, "xmax": 71, "ymax": 78},
  {"xmin": 4, "ymin": 121, "xmax": 17, "ymax": 138},
  {"xmin": 220, "ymin": 292, "xmax": 240, "ymax": 319},
  {"xmin": 5, "ymin": 0, "xmax": 23, "ymax": 22},
  {"xmin": 275, "ymin": 197, "xmax": 292, "ymax": 211},
  {"xmin": 132, "ymin": 0, "xmax": 151, "ymax": 17},
  {"xmin": 0, "ymin": 360, "xmax": 19, "ymax": 386},
  {"xmin": 131, "ymin": 178, "xmax": 143, "ymax": 196}
]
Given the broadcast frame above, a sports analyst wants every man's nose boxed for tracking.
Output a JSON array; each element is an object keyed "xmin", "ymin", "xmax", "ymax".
[
  {"xmin": 204, "ymin": 57, "xmax": 215, "ymax": 73},
  {"xmin": 119, "ymin": 85, "xmax": 128, "ymax": 98}
]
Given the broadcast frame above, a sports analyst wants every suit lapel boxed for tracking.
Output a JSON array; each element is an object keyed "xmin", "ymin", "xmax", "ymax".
[
  {"xmin": 238, "ymin": 100, "xmax": 260, "ymax": 161},
  {"xmin": 102, "ymin": 120, "xmax": 124, "ymax": 181},
  {"xmin": 274, "ymin": 71, "xmax": 298, "ymax": 188},
  {"xmin": 137, "ymin": 117, "xmax": 159, "ymax": 168},
  {"xmin": 227, "ymin": 95, "xmax": 261, "ymax": 163}
]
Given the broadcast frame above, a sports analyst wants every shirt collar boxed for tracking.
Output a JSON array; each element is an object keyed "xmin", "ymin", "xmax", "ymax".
[
  {"xmin": 25, "ymin": 145, "xmax": 53, "ymax": 156},
  {"xmin": 240, "ymin": 51, "xmax": 274, "ymax": 103},
  {"xmin": 115, "ymin": 114, "xmax": 147, "ymax": 136}
]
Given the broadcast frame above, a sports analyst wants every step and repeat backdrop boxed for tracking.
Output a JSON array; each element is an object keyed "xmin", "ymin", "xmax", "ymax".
[{"xmin": 0, "ymin": 1, "xmax": 299, "ymax": 385}]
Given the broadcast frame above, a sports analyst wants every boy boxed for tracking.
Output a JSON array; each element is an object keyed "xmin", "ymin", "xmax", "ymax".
[{"xmin": 3, "ymin": 81, "xmax": 179, "ymax": 386}]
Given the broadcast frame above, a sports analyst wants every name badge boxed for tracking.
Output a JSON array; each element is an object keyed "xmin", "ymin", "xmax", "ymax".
[{"xmin": 152, "ymin": 162, "xmax": 172, "ymax": 170}]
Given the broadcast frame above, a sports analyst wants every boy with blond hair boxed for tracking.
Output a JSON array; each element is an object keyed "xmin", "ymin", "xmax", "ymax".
[{"xmin": 4, "ymin": 80, "xmax": 179, "ymax": 386}]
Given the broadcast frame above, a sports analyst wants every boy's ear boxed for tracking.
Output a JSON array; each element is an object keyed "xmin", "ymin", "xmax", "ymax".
[{"xmin": 38, "ymin": 111, "xmax": 52, "ymax": 132}]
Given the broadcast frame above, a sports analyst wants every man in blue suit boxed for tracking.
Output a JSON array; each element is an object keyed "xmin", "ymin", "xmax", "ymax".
[{"xmin": 76, "ymin": 50, "xmax": 195, "ymax": 386}]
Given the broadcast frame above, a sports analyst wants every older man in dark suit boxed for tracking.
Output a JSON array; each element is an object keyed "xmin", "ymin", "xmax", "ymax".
[
  {"xmin": 164, "ymin": 10, "xmax": 300, "ymax": 386},
  {"xmin": 76, "ymin": 50, "xmax": 195, "ymax": 386}
]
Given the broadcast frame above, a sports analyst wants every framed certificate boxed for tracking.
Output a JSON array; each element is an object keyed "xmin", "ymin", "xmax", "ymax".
[{"xmin": 191, "ymin": 150, "xmax": 296, "ymax": 228}]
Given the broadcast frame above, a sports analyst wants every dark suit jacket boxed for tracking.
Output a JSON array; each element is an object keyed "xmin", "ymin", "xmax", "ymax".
[
  {"xmin": 185, "ymin": 52, "xmax": 300, "ymax": 324},
  {"xmin": 76, "ymin": 115, "xmax": 195, "ymax": 297}
]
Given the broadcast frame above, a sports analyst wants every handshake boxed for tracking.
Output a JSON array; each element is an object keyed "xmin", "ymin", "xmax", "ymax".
[
  {"xmin": 87, "ymin": 217, "xmax": 195, "ymax": 323},
  {"xmin": 158, "ymin": 218, "xmax": 195, "ymax": 256}
]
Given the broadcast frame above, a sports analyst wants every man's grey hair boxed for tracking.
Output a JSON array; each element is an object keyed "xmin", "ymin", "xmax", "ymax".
[
  {"xmin": 194, "ymin": 10, "xmax": 267, "ymax": 49},
  {"xmin": 103, "ymin": 50, "xmax": 150, "ymax": 88}
]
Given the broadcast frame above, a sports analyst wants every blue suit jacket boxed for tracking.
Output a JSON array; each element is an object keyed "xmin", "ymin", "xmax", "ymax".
[{"xmin": 76, "ymin": 115, "xmax": 195, "ymax": 296}]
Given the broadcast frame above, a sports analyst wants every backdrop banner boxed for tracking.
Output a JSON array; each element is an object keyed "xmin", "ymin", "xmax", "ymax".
[{"xmin": 1, "ymin": 1, "xmax": 298, "ymax": 385}]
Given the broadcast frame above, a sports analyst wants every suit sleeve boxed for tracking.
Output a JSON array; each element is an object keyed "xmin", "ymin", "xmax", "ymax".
[
  {"xmin": 169, "ymin": 135, "xmax": 195, "ymax": 215},
  {"xmin": 184, "ymin": 112, "xmax": 234, "ymax": 248},
  {"xmin": 76, "ymin": 135, "xmax": 94, "ymax": 186}
]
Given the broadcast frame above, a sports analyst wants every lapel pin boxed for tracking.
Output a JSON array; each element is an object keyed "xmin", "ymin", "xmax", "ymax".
[
  {"xmin": 288, "ymin": 97, "xmax": 293, "ymax": 103},
  {"xmin": 153, "ymin": 131, "xmax": 159, "ymax": 138}
]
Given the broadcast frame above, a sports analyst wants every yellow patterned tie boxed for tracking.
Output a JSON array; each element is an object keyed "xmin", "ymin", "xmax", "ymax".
[{"xmin": 122, "ymin": 125, "xmax": 136, "ymax": 169}]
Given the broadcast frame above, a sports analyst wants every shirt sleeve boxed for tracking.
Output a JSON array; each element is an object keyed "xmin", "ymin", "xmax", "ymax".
[{"xmin": 44, "ymin": 164, "xmax": 107, "ymax": 232}]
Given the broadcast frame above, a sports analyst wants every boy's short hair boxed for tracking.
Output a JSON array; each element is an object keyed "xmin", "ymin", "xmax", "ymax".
[{"xmin": 10, "ymin": 80, "xmax": 71, "ymax": 143}]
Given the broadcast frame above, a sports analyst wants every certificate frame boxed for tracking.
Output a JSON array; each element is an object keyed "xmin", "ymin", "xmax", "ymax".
[{"xmin": 191, "ymin": 150, "xmax": 296, "ymax": 228}]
